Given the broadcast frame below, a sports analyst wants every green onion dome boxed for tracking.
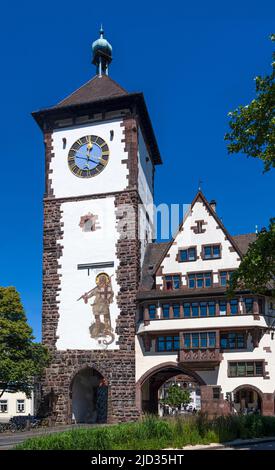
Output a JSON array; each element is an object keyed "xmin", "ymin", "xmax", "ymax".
[{"xmin": 92, "ymin": 26, "xmax": 112, "ymax": 61}]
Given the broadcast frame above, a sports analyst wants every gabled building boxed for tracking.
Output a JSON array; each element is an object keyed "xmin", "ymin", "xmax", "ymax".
[
  {"xmin": 33, "ymin": 28, "xmax": 275, "ymax": 424},
  {"xmin": 136, "ymin": 191, "xmax": 275, "ymax": 416}
]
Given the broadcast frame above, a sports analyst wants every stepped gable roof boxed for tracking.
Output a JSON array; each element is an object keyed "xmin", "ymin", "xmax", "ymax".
[
  {"xmin": 139, "ymin": 191, "xmax": 257, "ymax": 293},
  {"xmin": 151, "ymin": 191, "xmax": 244, "ymax": 276}
]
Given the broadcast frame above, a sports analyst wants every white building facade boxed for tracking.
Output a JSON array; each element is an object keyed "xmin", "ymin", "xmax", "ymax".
[
  {"xmin": 136, "ymin": 192, "xmax": 275, "ymax": 417},
  {"xmin": 0, "ymin": 391, "xmax": 33, "ymax": 422}
]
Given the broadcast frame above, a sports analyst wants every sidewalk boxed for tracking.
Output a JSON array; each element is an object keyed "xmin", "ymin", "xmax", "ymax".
[{"xmin": 172, "ymin": 436, "xmax": 275, "ymax": 450}]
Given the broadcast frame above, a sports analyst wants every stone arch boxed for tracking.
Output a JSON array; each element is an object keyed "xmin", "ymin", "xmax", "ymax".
[
  {"xmin": 136, "ymin": 362, "xmax": 206, "ymax": 413},
  {"xmin": 232, "ymin": 384, "xmax": 264, "ymax": 397},
  {"xmin": 232, "ymin": 384, "xmax": 264, "ymax": 414},
  {"xmin": 68, "ymin": 364, "xmax": 107, "ymax": 393},
  {"xmin": 69, "ymin": 366, "xmax": 108, "ymax": 424}
]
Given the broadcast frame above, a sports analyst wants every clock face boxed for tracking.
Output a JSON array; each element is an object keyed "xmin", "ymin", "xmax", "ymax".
[{"xmin": 67, "ymin": 135, "xmax": 109, "ymax": 178}]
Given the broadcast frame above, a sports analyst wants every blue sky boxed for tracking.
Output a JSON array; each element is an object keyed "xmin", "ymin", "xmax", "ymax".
[{"xmin": 0, "ymin": 0, "xmax": 274, "ymax": 341}]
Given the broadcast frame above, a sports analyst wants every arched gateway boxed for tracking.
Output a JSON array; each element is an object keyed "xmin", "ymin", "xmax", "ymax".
[
  {"xmin": 232, "ymin": 384, "xmax": 263, "ymax": 415},
  {"xmin": 136, "ymin": 362, "xmax": 206, "ymax": 414},
  {"xmin": 70, "ymin": 368, "xmax": 108, "ymax": 424}
]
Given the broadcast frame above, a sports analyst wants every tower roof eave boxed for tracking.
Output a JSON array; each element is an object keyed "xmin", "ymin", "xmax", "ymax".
[{"xmin": 31, "ymin": 91, "xmax": 162, "ymax": 165}]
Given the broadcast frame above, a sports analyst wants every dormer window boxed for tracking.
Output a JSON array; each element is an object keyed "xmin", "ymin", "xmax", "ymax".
[
  {"xmin": 179, "ymin": 247, "xmax": 197, "ymax": 262},
  {"xmin": 164, "ymin": 275, "xmax": 181, "ymax": 290}
]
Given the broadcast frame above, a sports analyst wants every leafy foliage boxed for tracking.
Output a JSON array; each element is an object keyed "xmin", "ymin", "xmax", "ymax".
[
  {"xmin": 225, "ymin": 35, "xmax": 275, "ymax": 172},
  {"xmin": 15, "ymin": 414, "xmax": 275, "ymax": 450},
  {"xmin": 227, "ymin": 219, "xmax": 275, "ymax": 297},
  {"xmin": 161, "ymin": 384, "xmax": 191, "ymax": 409},
  {"xmin": 0, "ymin": 286, "xmax": 49, "ymax": 398}
]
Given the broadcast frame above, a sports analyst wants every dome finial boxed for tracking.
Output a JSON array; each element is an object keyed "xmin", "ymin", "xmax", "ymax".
[{"xmin": 92, "ymin": 25, "xmax": 112, "ymax": 77}]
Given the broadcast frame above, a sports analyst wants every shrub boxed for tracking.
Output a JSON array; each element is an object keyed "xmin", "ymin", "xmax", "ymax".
[
  {"xmin": 16, "ymin": 414, "xmax": 275, "ymax": 450},
  {"xmin": 261, "ymin": 416, "xmax": 275, "ymax": 436}
]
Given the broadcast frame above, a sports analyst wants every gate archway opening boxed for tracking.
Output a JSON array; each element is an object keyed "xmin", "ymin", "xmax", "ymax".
[
  {"xmin": 137, "ymin": 363, "xmax": 205, "ymax": 415},
  {"xmin": 70, "ymin": 367, "xmax": 108, "ymax": 424},
  {"xmin": 233, "ymin": 386, "xmax": 262, "ymax": 415}
]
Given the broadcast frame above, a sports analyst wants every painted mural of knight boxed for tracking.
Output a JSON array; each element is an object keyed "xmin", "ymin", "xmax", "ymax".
[{"xmin": 77, "ymin": 273, "xmax": 115, "ymax": 346}]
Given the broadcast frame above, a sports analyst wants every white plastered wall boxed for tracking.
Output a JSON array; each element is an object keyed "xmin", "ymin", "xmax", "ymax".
[
  {"xmin": 138, "ymin": 128, "xmax": 154, "ymax": 265},
  {"xmin": 56, "ymin": 197, "xmax": 120, "ymax": 350},
  {"xmin": 51, "ymin": 119, "xmax": 129, "ymax": 198},
  {"xmin": 0, "ymin": 392, "xmax": 33, "ymax": 421},
  {"xmin": 136, "ymin": 332, "xmax": 275, "ymax": 395},
  {"xmin": 156, "ymin": 200, "xmax": 240, "ymax": 286},
  {"xmin": 215, "ymin": 332, "xmax": 275, "ymax": 394},
  {"xmin": 135, "ymin": 336, "xmax": 178, "ymax": 382}
]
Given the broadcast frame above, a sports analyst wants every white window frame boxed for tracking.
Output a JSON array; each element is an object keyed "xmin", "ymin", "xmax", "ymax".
[
  {"xmin": 0, "ymin": 400, "xmax": 8, "ymax": 413},
  {"xmin": 16, "ymin": 399, "xmax": 25, "ymax": 413}
]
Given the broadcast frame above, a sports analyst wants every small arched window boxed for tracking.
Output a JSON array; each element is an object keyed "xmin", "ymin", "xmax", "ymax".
[{"xmin": 79, "ymin": 213, "xmax": 99, "ymax": 232}]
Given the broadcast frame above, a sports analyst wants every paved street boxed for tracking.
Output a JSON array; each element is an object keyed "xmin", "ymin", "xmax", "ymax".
[
  {"xmin": 221, "ymin": 440, "xmax": 275, "ymax": 450},
  {"xmin": 0, "ymin": 424, "xmax": 97, "ymax": 450}
]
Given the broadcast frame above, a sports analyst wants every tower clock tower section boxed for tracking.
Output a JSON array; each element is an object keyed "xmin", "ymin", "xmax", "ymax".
[{"xmin": 32, "ymin": 28, "xmax": 162, "ymax": 424}]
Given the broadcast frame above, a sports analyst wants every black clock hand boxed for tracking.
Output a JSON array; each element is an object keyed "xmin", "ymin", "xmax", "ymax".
[
  {"xmin": 75, "ymin": 155, "xmax": 97, "ymax": 162},
  {"xmin": 88, "ymin": 157, "xmax": 100, "ymax": 164},
  {"xmin": 86, "ymin": 153, "xmax": 100, "ymax": 164},
  {"xmin": 75, "ymin": 155, "xmax": 100, "ymax": 165},
  {"xmin": 75, "ymin": 155, "xmax": 90, "ymax": 161}
]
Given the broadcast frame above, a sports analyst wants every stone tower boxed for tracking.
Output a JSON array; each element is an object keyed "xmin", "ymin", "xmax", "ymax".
[{"xmin": 32, "ymin": 28, "xmax": 162, "ymax": 423}]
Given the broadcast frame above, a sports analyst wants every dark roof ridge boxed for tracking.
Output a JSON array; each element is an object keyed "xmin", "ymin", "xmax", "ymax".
[
  {"xmin": 194, "ymin": 191, "xmax": 243, "ymax": 258},
  {"xmin": 57, "ymin": 75, "xmax": 99, "ymax": 106},
  {"xmin": 55, "ymin": 74, "xmax": 128, "ymax": 109},
  {"xmin": 32, "ymin": 91, "xmax": 143, "ymax": 115},
  {"xmin": 152, "ymin": 190, "xmax": 243, "ymax": 274},
  {"xmin": 233, "ymin": 232, "xmax": 256, "ymax": 237}
]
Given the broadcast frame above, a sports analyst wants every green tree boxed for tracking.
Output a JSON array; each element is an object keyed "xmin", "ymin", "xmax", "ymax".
[
  {"xmin": 161, "ymin": 384, "xmax": 191, "ymax": 412},
  {"xmin": 225, "ymin": 35, "xmax": 275, "ymax": 297},
  {"xmin": 0, "ymin": 286, "xmax": 49, "ymax": 398},
  {"xmin": 225, "ymin": 35, "xmax": 275, "ymax": 172},
  {"xmin": 228, "ymin": 219, "xmax": 275, "ymax": 298}
]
